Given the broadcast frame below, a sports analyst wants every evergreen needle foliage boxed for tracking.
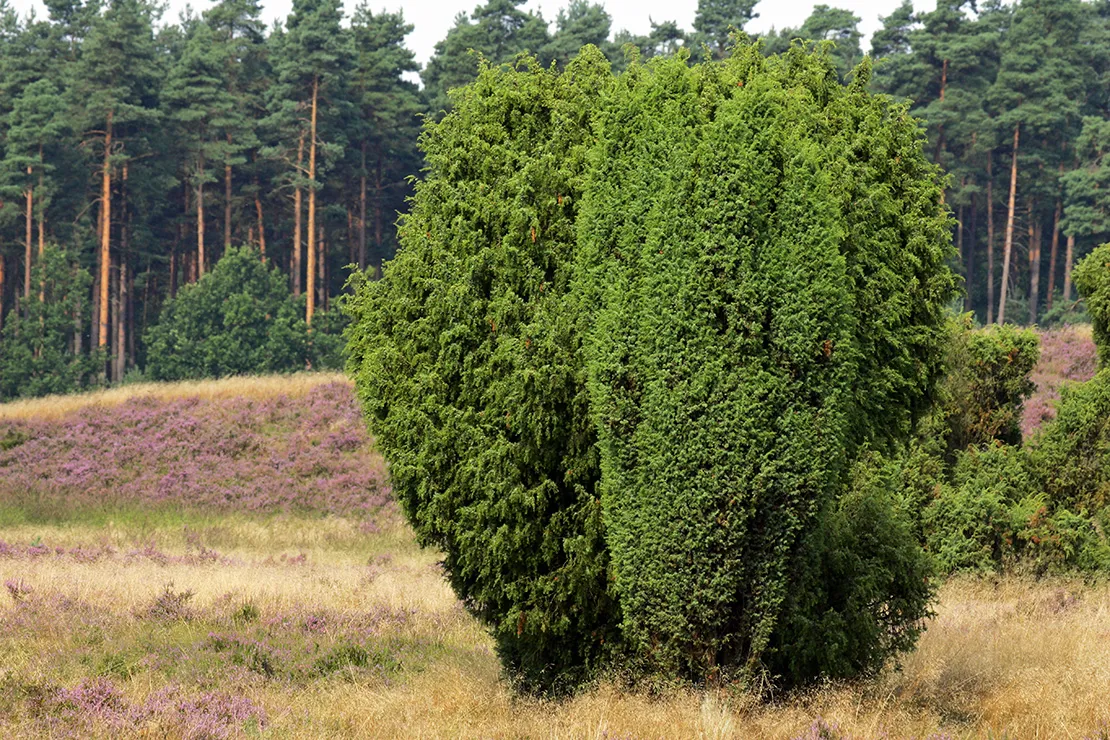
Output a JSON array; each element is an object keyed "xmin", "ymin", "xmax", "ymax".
[{"xmin": 348, "ymin": 43, "xmax": 956, "ymax": 693}]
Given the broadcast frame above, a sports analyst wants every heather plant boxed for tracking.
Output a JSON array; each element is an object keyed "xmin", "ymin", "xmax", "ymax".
[
  {"xmin": 144, "ymin": 246, "xmax": 343, "ymax": 382},
  {"xmin": 350, "ymin": 44, "xmax": 954, "ymax": 692},
  {"xmin": 0, "ymin": 381, "xmax": 389, "ymax": 519}
]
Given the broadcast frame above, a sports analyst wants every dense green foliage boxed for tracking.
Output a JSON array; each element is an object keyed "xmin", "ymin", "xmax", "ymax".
[
  {"xmin": 144, "ymin": 247, "xmax": 340, "ymax": 380},
  {"xmin": 349, "ymin": 45, "xmax": 956, "ymax": 693},
  {"xmin": 0, "ymin": 247, "xmax": 95, "ymax": 399},
  {"xmin": 346, "ymin": 51, "xmax": 621, "ymax": 692},
  {"xmin": 942, "ymin": 320, "xmax": 1040, "ymax": 453},
  {"xmin": 1073, "ymin": 243, "xmax": 1110, "ymax": 365}
]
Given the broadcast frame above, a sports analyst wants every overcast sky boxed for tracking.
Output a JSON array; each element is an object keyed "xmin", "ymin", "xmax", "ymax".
[{"xmin": 10, "ymin": 0, "xmax": 936, "ymax": 70}]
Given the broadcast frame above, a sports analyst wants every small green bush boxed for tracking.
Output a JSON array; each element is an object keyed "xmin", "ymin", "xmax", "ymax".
[
  {"xmin": 1031, "ymin": 369, "xmax": 1110, "ymax": 512},
  {"xmin": 769, "ymin": 457, "xmax": 934, "ymax": 685},
  {"xmin": 144, "ymin": 246, "xmax": 337, "ymax": 380},
  {"xmin": 923, "ymin": 443, "xmax": 1033, "ymax": 573},
  {"xmin": 1073, "ymin": 243, "xmax": 1110, "ymax": 366}
]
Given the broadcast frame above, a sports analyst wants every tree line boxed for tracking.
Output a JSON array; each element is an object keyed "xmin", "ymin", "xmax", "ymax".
[{"xmin": 0, "ymin": 0, "xmax": 1107, "ymax": 399}]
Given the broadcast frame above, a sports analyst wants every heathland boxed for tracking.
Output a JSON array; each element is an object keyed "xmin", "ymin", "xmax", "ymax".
[{"xmin": 1, "ymin": 361, "xmax": 1108, "ymax": 739}]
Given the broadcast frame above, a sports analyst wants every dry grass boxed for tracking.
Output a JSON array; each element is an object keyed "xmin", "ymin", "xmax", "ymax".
[
  {"xmin": 0, "ymin": 371, "xmax": 348, "ymax": 421},
  {"xmin": 3, "ymin": 512, "xmax": 1110, "ymax": 738}
]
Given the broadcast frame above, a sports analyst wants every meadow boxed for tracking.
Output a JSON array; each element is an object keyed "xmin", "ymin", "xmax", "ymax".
[{"xmin": 1, "ymin": 364, "xmax": 1108, "ymax": 739}]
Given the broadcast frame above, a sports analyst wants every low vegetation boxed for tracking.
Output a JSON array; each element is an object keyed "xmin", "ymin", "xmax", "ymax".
[{"xmin": 2, "ymin": 378, "xmax": 1110, "ymax": 738}]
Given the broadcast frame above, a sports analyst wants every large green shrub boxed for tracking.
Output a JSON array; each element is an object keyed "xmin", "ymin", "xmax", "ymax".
[
  {"xmin": 580, "ymin": 47, "xmax": 954, "ymax": 684},
  {"xmin": 145, "ymin": 246, "xmax": 339, "ymax": 381},
  {"xmin": 346, "ymin": 50, "xmax": 621, "ymax": 692},
  {"xmin": 348, "ymin": 45, "xmax": 955, "ymax": 692}
]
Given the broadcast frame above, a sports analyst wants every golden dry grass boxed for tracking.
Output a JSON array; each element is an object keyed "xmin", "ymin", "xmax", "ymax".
[
  {"xmin": 0, "ymin": 371, "xmax": 348, "ymax": 421},
  {"xmin": 3, "ymin": 512, "xmax": 1110, "ymax": 739}
]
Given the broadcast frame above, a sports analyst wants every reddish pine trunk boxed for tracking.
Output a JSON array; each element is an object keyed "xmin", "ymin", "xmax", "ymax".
[
  {"xmin": 998, "ymin": 126, "xmax": 1019, "ymax": 325},
  {"xmin": 293, "ymin": 132, "xmax": 304, "ymax": 296},
  {"xmin": 99, "ymin": 111, "xmax": 113, "ymax": 352},
  {"xmin": 1063, "ymin": 234, "xmax": 1076, "ymax": 302},
  {"xmin": 1046, "ymin": 194, "xmax": 1062, "ymax": 311},
  {"xmin": 987, "ymin": 157, "xmax": 995, "ymax": 325},
  {"xmin": 359, "ymin": 141, "xmax": 367, "ymax": 270},
  {"xmin": 255, "ymin": 178, "xmax": 266, "ymax": 262},
  {"xmin": 306, "ymin": 75, "xmax": 319, "ymax": 327},
  {"xmin": 196, "ymin": 155, "xmax": 206, "ymax": 278},
  {"xmin": 1028, "ymin": 200, "xmax": 1041, "ymax": 324}
]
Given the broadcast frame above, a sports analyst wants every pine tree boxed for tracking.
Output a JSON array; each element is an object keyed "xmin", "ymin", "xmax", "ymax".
[
  {"xmin": 70, "ymin": 0, "xmax": 160, "ymax": 374},
  {"xmin": 348, "ymin": 4, "xmax": 422, "ymax": 271},
  {"xmin": 269, "ymin": 0, "xmax": 348, "ymax": 326},
  {"xmin": 422, "ymin": 0, "xmax": 551, "ymax": 113},
  {"xmin": 692, "ymin": 0, "xmax": 758, "ymax": 58}
]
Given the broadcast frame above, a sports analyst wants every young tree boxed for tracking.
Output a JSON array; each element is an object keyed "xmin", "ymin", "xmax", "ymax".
[
  {"xmin": 71, "ymin": 0, "xmax": 160, "ymax": 367},
  {"xmin": 269, "ymin": 0, "xmax": 348, "ymax": 326},
  {"xmin": 348, "ymin": 5, "xmax": 422, "ymax": 271}
]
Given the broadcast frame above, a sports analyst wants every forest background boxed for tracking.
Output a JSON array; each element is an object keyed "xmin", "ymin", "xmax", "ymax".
[{"xmin": 0, "ymin": 0, "xmax": 1106, "ymax": 399}]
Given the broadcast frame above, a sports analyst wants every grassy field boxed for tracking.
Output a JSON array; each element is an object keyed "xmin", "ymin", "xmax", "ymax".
[{"xmin": 1, "ymin": 375, "xmax": 1109, "ymax": 739}]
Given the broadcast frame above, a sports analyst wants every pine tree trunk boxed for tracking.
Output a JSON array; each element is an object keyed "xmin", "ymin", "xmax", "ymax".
[
  {"xmin": 1028, "ymin": 200, "xmax": 1040, "ymax": 324},
  {"xmin": 998, "ymin": 125, "xmax": 1019, "ymax": 325},
  {"xmin": 359, "ymin": 141, "xmax": 367, "ymax": 270},
  {"xmin": 968, "ymin": 197, "xmax": 977, "ymax": 316},
  {"xmin": 170, "ymin": 234, "xmax": 177, "ymax": 299},
  {"xmin": 197, "ymin": 156, "xmax": 206, "ymax": 277},
  {"xmin": 1063, "ymin": 234, "xmax": 1076, "ymax": 302},
  {"xmin": 25, "ymin": 167, "xmax": 33, "ymax": 313},
  {"xmin": 293, "ymin": 132, "xmax": 304, "ymax": 296},
  {"xmin": 99, "ymin": 111, "xmax": 113, "ymax": 353},
  {"xmin": 254, "ymin": 178, "xmax": 266, "ymax": 262},
  {"xmin": 224, "ymin": 135, "xmax": 233, "ymax": 251},
  {"xmin": 374, "ymin": 153, "xmax": 384, "ymax": 272},
  {"xmin": 121, "ymin": 164, "xmax": 131, "ymax": 373},
  {"xmin": 934, "ymin": 58, "xmax": 948, "ymax": 164},
  {"xmin": 306, "ymin": 74, "xmax": 319, "ymax": 327},
  {"xmin": 72, "ymin": 277, "xmax": 81, "ymax": 356},
  {"xmin": 110, "ymin": 260, "xmax": 119, "ymax": 381},
  {"xmin": 957, "ymin": 199, "xmax": 966, "ymax": 311},
  {"xmin": 116, "ymin": 258, "xmax": 127, "ymax": 382},
  {"xmin": 1046, "ymin": 193, "xmax": 1062, "ymax": 312},
  {"xmin": 987, "ymin": 157, "xmax": 995, "ymax": 325},
  {"xmin": 0, "ymin": 248, "xmax": 6, "ymax": 331},
  {"xmin": 38, "ymin": 153, "xmax": 45, "ymax": 305}
]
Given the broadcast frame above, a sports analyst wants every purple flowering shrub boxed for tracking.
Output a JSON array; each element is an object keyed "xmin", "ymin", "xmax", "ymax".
[
  {"xmin": 0, "ymin": 381, "xmax": 391, "ymax": 518},
  {"xmin": 1022, "ymin": 326, "xmax": 1098, "ymax": 438}
]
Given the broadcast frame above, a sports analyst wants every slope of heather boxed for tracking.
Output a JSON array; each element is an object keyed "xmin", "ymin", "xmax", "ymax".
[
  {"xmin": 1022, "ymin": 325, "xmax": 1098, "ymax": 438},
  {"xmin": 0, "ymin": 374, "xmax": 390, "ymax": 519}
]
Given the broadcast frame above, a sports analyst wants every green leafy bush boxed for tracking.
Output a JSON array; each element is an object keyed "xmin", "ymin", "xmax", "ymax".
[
  {"xmin": 769, "ymin": 457, "xmax": 934, "ymax": 685},
  {"xmin": 0, "ymin": 246, "xmax": 97, "ymax": 401},
  {"xmin": 345, "ymin": 50, "xmax": 621, "ymax": 692},
  {"xmin": 924, "ymin": 443, "xmax": 1033, "ymax": 572},
  {"xmin": 348, "ymin": 45, "xmax": 954, "ymax": 692},
  {"xmin": 942, "ymin": 318, "xmax": 1040, "ymax": 453},
  {"xmin": 1031, "ymin": 369, "xmax": 1110, "ymax": 512},
  {"xmin": 144, "ymin": 246, "xmax": 339, "ymax": 381},
  {"xmin": 1073, "ymin": 243, "xmax": 1110, "ymax": 366}
]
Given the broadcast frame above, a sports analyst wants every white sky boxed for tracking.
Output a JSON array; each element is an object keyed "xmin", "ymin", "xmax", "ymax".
[{"xmin": 11, "ymin": 0, "xmax": 937, "ymax": 69}]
